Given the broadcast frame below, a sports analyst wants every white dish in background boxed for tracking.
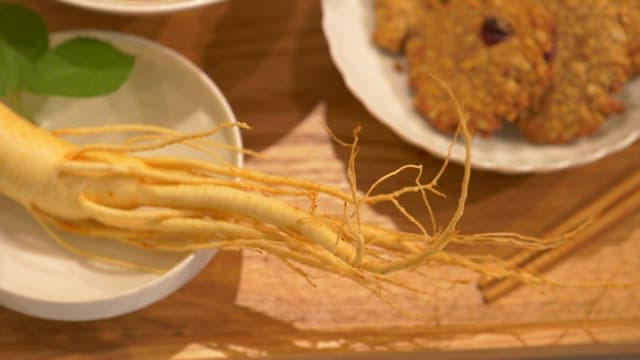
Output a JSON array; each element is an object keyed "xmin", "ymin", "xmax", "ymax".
[
  {"xmin": 0, "ymin": 30, "xmax": 242, "ymax": 321},
  {"xmin": 321, "ymin": 0, "xmax": 640, "ymax": 174},
  {"xmin": 52, "ymin": 0, "xmax": 225, "ymax": 15}
]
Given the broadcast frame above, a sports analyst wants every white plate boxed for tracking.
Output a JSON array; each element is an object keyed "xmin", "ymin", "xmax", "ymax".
[
  {"xmin": 0, "ymin": 30, "xmax": 242, "ymax": 321},
  {"xmin": 321, "ymin": 0, "xmax": 640, "ymax": 173},
  {"xmin": 52, "ymin": 0, "xmax": 226, "ymax": 15}
]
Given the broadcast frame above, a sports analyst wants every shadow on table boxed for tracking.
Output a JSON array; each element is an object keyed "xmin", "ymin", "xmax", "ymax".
[{"xmin": 201, "ymin": 0, "xmax": 330, "ymax": 153}]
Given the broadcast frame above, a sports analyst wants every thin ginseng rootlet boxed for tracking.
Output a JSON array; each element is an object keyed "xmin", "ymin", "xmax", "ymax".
[{"xmin": 0, "ymin": 97, "xmax": 580, "ymax": 298}]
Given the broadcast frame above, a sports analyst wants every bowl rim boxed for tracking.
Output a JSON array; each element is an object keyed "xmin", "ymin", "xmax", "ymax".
[
  {"xmin": 52, "ymin": 0, "xmax": 226, "ymax": 15},
  {"xmin": 0, "ymin": 29, "xmax": 243, "ymax": 321}
]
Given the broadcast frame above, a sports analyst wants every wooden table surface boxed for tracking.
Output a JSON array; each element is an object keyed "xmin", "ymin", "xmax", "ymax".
[{"xmin": 3, "ymin": 1, "xmax": 640, "ymax": 359}]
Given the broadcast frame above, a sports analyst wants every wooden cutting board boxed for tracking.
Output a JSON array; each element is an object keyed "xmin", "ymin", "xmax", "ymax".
[{"xmin": 2, "ymin": 1, "xmax": 639, "ymax": 359}]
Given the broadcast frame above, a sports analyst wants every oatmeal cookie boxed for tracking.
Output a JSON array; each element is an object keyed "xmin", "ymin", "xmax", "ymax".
[
  {"xmin": 618, "ymin": 0, "xmax": 640, "ymax": 74},
  {"xmin": 403, "ymin": 0, "xmax": 555, "ymax": 135},
  {"xmin": 372, "ymin": 0, "xmax": 442, "ymax": 54},
  {"xmin": 517, "ymin": 0, "xmax": 632, "ymax": 143}
]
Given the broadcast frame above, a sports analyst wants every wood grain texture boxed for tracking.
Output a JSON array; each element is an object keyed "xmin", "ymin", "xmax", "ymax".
[{"xmin": 2, "ymin": 1, "xmax": 640, "ymax": 359}]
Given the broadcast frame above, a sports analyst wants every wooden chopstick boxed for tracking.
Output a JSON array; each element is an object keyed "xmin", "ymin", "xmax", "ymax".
[
  {"xmin": 479, "ymin": 168, "xmax": 640, "ymax": 303},
  {"xmin": 478, "ymin": 168, "xmax": 640, "ymax": 291}
]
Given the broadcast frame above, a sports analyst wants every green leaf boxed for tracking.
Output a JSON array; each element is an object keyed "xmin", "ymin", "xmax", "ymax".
[
  {"xmin": 0, "ymin": 37, "xmax": 32, "ymax": 96},
  {"xmin": 0, "ymin": 3, "xmax": 48, "ymax": 60},
  {"xmin": 24, "ymin": 37, "xmax": 135, "ymax": 97}
]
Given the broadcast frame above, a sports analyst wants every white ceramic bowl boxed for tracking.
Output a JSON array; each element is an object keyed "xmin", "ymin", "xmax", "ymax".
[
  {"xmin": 322, "ymin": 0, "xmax": 640, "ymax": 174},
  {"xmin": 0, "ymin": 30, "xmax": 242, "ymax": 321},
  {"xmin": 52, "ymin": 0, "xmax": 226, "ymax": 15}
]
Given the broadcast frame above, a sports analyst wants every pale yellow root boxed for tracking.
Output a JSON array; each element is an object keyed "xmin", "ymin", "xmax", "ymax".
[{"xmin": 0, "ymin": 91, "xmax": 582, "ymax": 297}]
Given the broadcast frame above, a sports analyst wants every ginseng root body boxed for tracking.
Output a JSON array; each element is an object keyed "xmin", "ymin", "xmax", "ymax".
[{"xmin": 0, "ymin": 101, "xmax": 562, "ymax": 290}]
